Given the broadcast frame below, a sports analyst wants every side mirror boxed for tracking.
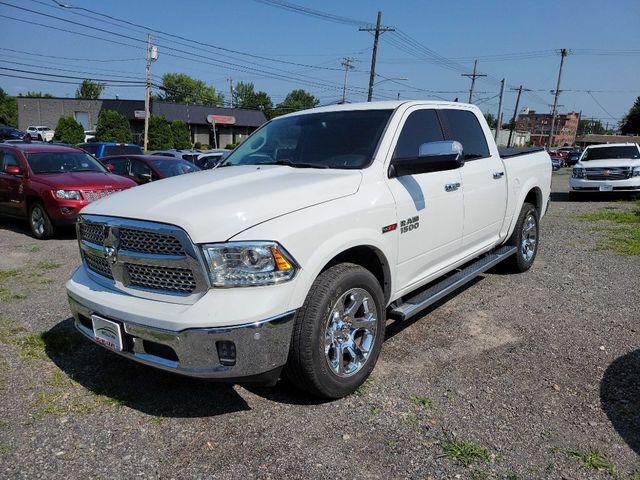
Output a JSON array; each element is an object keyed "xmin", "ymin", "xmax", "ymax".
[
  {"xmin": 389, "ymin": 140, "xmax": 464, "ymax": 178},
  {"xmin": 104, "ymin": 164, "xmax": 114, "ymax": 172},
  {"xmin": 138, "ymin": 172, "xmax": 152, "ymax": 181},
  {"xmin": 4, "ymin": 165, "xmax": 22, "ymax": 176}
]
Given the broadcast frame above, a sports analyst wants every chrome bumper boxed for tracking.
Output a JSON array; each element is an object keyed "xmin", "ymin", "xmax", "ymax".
[{"xmin": 68, "ymin": 295, "xmax": 296, "ymax": 379}]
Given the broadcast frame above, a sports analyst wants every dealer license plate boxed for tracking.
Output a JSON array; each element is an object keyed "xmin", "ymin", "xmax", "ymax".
[
  {"xmin": 91, "ymin": 315, "xmax": 124, "ymax": 352},
  {"xmin": 599, "ymin": 185, "xmax": 613, "ymax": 192}
]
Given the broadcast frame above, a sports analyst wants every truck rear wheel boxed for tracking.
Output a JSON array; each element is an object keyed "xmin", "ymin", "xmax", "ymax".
[
  {"xmin": 284, "ymin": 263, "xmax": 385, "ymax": 399},
  {"xmin": 504, "ymin": 202, "xmax": 539, "ymax": 273}
]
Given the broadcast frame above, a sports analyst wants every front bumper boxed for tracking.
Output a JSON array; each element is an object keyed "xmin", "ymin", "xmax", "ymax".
[
  {"xmin": 569, "ymin": 177, "xmax": 640, "ymax": 192},
  {"xmin": 68, "ymin": 294, "xmax": 296, "ymax": 379}
]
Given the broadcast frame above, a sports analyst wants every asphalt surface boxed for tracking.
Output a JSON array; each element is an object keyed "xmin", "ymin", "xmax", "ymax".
[{"xmin": 0, "ymin": 170, "xmax": 638, "ymax": 479}]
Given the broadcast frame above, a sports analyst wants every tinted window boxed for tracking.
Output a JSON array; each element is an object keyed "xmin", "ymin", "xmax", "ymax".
[
  {"xmin": 105, "ymin": 158, "xmax": 129, "ymax": 175},
  {"xmin": 0, "ymin": 152, "xmax": 20, "ymax": 171},
  {"xmin": 223, "ymin": 110, "xmax": 393, "ymax": 169},
  {"xmin": 103, "ymin": 145, "xmax": 144, "ymax": 156},
  {"xmin": 27, "ymin": 152, "xmax": 106, "ymax": 174},
  {"xmin": 439, "ymin": 109, "xmax": 490, "ymax": 160},
  {"xmin": 130, "ymin": 158, "xmax": 151, "ymax": 176},
  {"xmin": 151, "ymin": 159, "xmax": 200, "ymax": 177},
  {"xmin": 81, "ymin": 144, "xmax": 99, "ymax": 155},
  {"xmin": 393, "ymin": 109, "xmax": 444, "ymax": 159},
  {"xmin": 582, "ymin": 146, "xmax": 640, "ymax": 161}
]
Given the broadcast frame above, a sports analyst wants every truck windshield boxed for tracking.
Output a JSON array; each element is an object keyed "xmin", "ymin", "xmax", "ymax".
[
  {"xmin": 582, "ymin": 146, "xmax": 640, "ymax": 161},
  {"xmin": 222, "ymin": 109, "xmax": 393, "ymax": 169},
  {"xmin": 27, "ymin": 152, "xmax": 107, "ymax": 174}
]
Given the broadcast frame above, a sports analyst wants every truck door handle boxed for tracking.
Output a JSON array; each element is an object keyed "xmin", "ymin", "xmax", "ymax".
[
  {"xmin": 444, "ymin": 182, "xmax": 461, "ymax": 192},
  {"xmin": 493, "ymin": 171, "xmax": 505, "ymax": 179}
]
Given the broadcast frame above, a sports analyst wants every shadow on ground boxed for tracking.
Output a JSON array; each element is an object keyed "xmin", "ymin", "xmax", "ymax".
[
  {"xmin": 600, "ymin": 349, "xmax": 640, "ymax": 455},
  {"xmin": 550, "ymin": 191, "xmax": 639, "ymax": 203},
  {"xmin": 0, "ymin": 217, "xmax": 76, "ymax": 240},
  {"xmin": 44, "ymin": 318, "xmax": 325, "ymax": 417}
]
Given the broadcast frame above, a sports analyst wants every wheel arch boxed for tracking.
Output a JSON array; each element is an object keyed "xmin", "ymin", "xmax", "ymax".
[{"xmin": 524, "ymin": 186, "xmax": 543, "ymax": 214}]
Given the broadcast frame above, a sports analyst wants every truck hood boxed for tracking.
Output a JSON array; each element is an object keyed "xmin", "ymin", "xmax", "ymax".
[
  {"xmin": 81, "ymin": 165, "xmax": 363, "ymax": 242},
  {"xmin": 33, "ymin": 171, "xmax": 135, "ymax": 190},
  {"xmin": 578, "ymin": 159, "xmax": 640, "ymax": 168}
]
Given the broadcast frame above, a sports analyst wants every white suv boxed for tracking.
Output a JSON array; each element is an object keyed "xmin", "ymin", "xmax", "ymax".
[
  {"xmin": 569, "ymin": 143, "xmax": 640, "ymax": 197},
  {"xmin": 26, "ymin": 126, "xmax": 55, "ymax": 142}
]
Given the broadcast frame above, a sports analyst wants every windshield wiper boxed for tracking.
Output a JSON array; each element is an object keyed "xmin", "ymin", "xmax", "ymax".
[{"xmin": 264, "ymin": 159, "xmax": 329, "ymax": 169}]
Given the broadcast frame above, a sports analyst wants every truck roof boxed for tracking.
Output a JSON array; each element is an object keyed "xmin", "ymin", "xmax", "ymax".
[
  {"xmin": 277, "ymin": 100, "xmax": 477, "ymax": 119},
  {"xmin": 3, "ymin": 143, "xmax": 82, "ymax": 153},
  {"xmin": 586, "ymin": 142, "xmax": 639, "ymax": 149}
]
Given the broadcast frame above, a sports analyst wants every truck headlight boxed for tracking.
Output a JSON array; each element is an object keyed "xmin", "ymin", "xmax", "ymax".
[
  {"xmin": 55, "ymin": 190, "xmax": 82, "ymax": 200},
  {"xmin": 201, "ymin": 242, "xmax": 298, "ymax": 287},
  {"xmin": 572, "ymin": 167, "xmax": 585, "ymax": 179}
]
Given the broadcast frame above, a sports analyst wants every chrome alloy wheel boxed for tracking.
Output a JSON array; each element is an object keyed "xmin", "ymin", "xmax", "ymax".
[
  {"xmin": 521, "ymin": 213, "xmax": 538, "ymax": 262},
  {"xmin": 31, "ymin": 206, "xmax": 45, "ymax": 237},
  {"xmin": 324, "ymin": 288, "xmax": 378, "ymax": 377}
]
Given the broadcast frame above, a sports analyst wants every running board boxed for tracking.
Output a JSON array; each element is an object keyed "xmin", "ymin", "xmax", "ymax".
[{"xmin": 389, "ymin": 245, "xmax": 517, "ymax": 321}]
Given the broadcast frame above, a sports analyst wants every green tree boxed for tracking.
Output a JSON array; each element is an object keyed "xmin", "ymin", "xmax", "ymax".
[
  {"xmin": 160, "ymin": 73, "xmax": 224, "ymax": 106},
  {"xmin": 578, "ymin": 118, "xmax": 606, "ymax": 135},
  {"xmin": 53, "ymin": 116, "xmax": 85, "ymax": 144},
  {"xmin": 273, "ymin": 89, "xmax": 319, "ymax": 118},
  {"xmin": 234, "ymin": 81, "xmax": 274, "ymax": 118},
  {"xmin": 75, "ymin": 79, "xmax": 105, "ymax": 99},
  {"xmin": 484, "ymin": 113, "xmax": 497, "ymax": 129},
  {"xmin": 0, "ymin": 88, "xmax": 18, "ymax": 127},
  {"xmin": 171, "ymin": 120, "xmax": 191, "ymax": 149},
  {"xmin": 148, "ymin": 115, "xmax": 174, "ymax": 150},
  {"xmin": 620, "ymin": 96, "xmax": 640, "ymax": 135},
  {"xmin": 95, "ymin": 110, "xmax": 132, "ymax": 143},
  {"xmin": 22, "ymin": 91, "xmax": 53, "ymax": 98}
]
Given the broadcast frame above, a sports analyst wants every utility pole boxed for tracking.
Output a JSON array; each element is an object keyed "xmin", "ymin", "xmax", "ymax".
[
  {"xmin": 462, "ymin": 59, "xmax": 486, "ymax": 103},
  {"xmin": 507, "ymin": 85, "xmax": 530, "ymax": 147},
  {"xmin": 547, "ymin": 48, "xmax": 568, "ymax": 149},
  {"xmin": 359, "ymin": 11, "xmax": 395, "ymax": 102},
  {"xmin": 143, "ymin": 33, "xmax": 152, "ymax": 152},
  {"xmin": 228, "ymin": 78, "xmax": 235, "ymax": 107},
  {"xmin": 494, "ymin": 79, "xmax": 506, "ymax": 142},
  {"xmin": 340, "ymin": 57, "xmax": 354, "ymax": 104}
]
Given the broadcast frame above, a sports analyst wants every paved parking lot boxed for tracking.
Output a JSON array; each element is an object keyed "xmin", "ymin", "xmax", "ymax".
[{"xmin": 0, "ymin": 170, "xmax": 638, "ymax": 479}]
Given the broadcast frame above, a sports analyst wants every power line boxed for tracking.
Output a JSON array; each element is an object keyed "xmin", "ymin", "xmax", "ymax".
[
  {"xmin": 0, "ymin": 72, "xmax": 143, "ymax": 87},
  {"xmin": 0, "ymin": 47, "xmax": 141, "ymax": 63},
  {"xmin": 0, "ymin": 66, "xmax": 146, "ymax": 84}
]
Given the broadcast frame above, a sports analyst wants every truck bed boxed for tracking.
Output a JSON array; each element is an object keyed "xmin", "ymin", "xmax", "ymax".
[{"xmin": 499, "ymin": 147, "xmax": 545, "ymax": 158}]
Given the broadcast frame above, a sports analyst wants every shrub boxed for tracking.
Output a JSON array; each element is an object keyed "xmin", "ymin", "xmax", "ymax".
[
  {"xmin": 200, "ymin": 144, "xmax": 210, "ymax": 150},
  {"xmin": 171, "ymin": 120, "xmax": 191, "ymax": 149},
  {"xmin": 96, "ymin": 110, "xmax": 132, "ymax": 143},
  {"xmin": 147, "ymin": 115, "xmax": 173, "ymax": 150},
  {"xmin": 194, "ymin": 141, "xmax": 202, "ymax": 149},
  {"xmin": 53, "ymin": 116, "xmax": 85, "ymax": 144},
  {"xmin": 225, "ymin": 143, "xmax": 238, "ymax": 150}
]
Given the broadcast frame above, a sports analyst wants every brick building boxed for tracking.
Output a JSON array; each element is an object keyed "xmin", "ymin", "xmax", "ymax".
[{"xmin": 515, "ymin": 110, "xmax": 580, "ymax": 147}]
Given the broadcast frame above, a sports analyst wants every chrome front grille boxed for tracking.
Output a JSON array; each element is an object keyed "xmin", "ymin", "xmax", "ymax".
[
  {"xmin": 77, "ymin": 215, "xmax": 208, "ymax": 302},
  {"xmin": 585, "ymin": 167, "xmax": 631, "ymax": 181},
  {"xmin": 84, "ymin": 251, "xmax": 113, "ymax": 279},
  {"xmin": 126, "ymin": 264, "xmax": 196, "ymax": 293},
  {"xmin": 83, "ymin": 189, "xmax": 122, "ymax": 203},
  {"xmin": 119, "ymin": 228, "xmax": 185, "ymax": 255}
]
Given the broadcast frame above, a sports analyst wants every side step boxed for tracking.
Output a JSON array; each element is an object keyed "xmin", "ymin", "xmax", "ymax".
[{"xmin": 389, "ymin": 245, "xmax": 517, "ymax": 321}]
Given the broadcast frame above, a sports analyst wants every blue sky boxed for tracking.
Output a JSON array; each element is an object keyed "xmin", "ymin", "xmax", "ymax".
[{"xmin": 1, "ymin": 0, "xmax": 638, "ymax": 125}]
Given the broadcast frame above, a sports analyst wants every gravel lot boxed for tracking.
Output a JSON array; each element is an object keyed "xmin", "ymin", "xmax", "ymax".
[{"xmin": 1, "ymin": 170, "xmax": 638, "ymax": 479}]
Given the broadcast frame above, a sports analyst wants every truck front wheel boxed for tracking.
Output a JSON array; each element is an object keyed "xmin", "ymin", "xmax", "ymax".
[{"xmin": 285, "ymin": 263, "xmax": 385, "ymax": 399}]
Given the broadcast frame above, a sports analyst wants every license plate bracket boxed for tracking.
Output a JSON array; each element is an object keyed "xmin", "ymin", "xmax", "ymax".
[
  {"xmin": 599, "ymin": 185, "xmax": 613, "ymax": 192},
  {"xmin": 91, "ymin": 315, "xmax": 124, "ymax": 352}
]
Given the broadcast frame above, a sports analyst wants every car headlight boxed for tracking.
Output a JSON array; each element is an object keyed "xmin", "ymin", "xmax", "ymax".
[
  {"xmin": 201, "ymin": 241, "xmax": 298, "ymax": 287},
  {"xmin": 54, "ymin": 190, "xmax": 82, "ymax": 200},
  {"xmin": 633, "ymin": 167, "xmax": 640, "ymax": 177},
  {"xmin": 572, "ymin": 167, "xmax": 585, "ymax": 179}
]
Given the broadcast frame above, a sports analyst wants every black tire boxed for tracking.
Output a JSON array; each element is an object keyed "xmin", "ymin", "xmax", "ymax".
[
  {"xmin": 568, "ymin": 191, "xmax": 581, "ymax": 201},
  {"xmin": 37, "ymin": 134, "xmax": 42, "ymax": 141},
  {"xmin": 29, "ymin": 202, "xmax": 55, "ymax": 239},
  {"xmin": 284, "ymin": 263, "xmax": 386, "ymax": 399},
  {"xmin": 504, "ymin": 202, "xmax": 539, "ymax": 273}
]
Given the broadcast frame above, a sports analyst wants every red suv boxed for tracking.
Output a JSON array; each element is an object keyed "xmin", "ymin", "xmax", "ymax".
[{"xmin": 0, "ymin": 143, "xmax": 136, "ymax": 239}]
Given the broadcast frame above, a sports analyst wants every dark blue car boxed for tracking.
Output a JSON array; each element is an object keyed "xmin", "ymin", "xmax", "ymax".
[{"xmin": 79, "ymin": 142, "xmax": 143, "ymax": 159}]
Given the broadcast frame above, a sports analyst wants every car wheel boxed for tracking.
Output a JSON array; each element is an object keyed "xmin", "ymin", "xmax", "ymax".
[
  {"xmin": 37, "ymin": 134, "xmax": 42, "ymax": 141},
  {"xmin": 284, "ymin": 263, "xmax": 386, "ymax": 399},
  {"xmin": 504, "ymin": 202, "xmax": 539, "ymax": 273},
  {"xmin": 29, "ymin": 202, "xmax": 55, "ymax": 239}
]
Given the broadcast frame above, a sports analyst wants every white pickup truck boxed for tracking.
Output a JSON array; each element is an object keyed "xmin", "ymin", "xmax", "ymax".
[
  {"xmin": 569, "ymin": 143, "xmax": 640, "ymax": 197},
  {"xmin": 66, "ymin": 101, "xmax": 551, "ymax": 398}
]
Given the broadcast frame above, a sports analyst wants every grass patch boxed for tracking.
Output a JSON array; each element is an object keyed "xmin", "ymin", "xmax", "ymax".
[
  {"xmin": 37, "ymin": 261, "xmax": 63, "ymax": 270},
  {"xmin": 0, "ymin": 269, "xmax": 20, "ymax": 281},
  {"xmin": 0, "ymin": 444, "xmax": 13, "ymax": 455},
  {"xmin": 41, "ymin": 328, "xmax": 84, "ymax": 356},
  {"xmin": 567, "ymin": 449, "xmax": 616, "ymax": 476},
  {"xmin": 0, "ymin": 288, "xmax": 26, "ymax": 301},
  {"xmin": 18, "ymin": 334, "xmax": 46, "ymax": 359},
  {"xmin": 354, "ymin": 377, "xmax": 374, "ymax": 397},
  {"xmin": 578, "ymin": 200, "xmax": 640, "ymax": 255},
  {"xmin": 412, "ymin": 396, "xmax": 434, "ymax": 410},
  {"xmin": 370, "ymin": 405, "xmax": 381, "ymax": 416},
  {"xmin": 0, "ymin": 317, "xmax": 26, "ymax": 344},
  {"xmin": 442, "ymin": 439, "xmax": 492, "ymax": 467},
  {"xmin": 470, "ymin": 471, "xmax": 492, "ymax": 480}
]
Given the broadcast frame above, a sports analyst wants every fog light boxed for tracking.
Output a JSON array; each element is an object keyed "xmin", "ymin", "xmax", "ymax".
[
  {"xmin": 61, "ymin": 207, "xmax": 75, "ymax": 215},
  {"xmin": 216, "ymin": 341, "xmax": 236, "ymax": 366}
]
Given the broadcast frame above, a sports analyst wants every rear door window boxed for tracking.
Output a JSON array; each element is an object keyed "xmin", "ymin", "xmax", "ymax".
[
  {"xmin": 105, "ymin": 158, "xmax": 129, "ymax": 176},
  {"xmin": 103, "ymin": 145, "xmax": 144, "ymax": 156},
  {"xmin": 439, "ymin": 109, "xmax": 490, "ymax": 160}
]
